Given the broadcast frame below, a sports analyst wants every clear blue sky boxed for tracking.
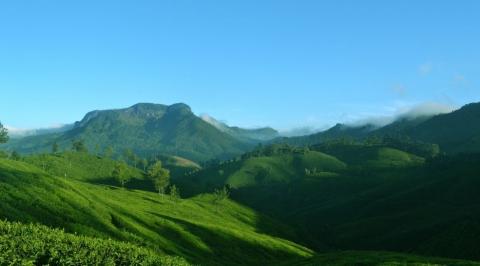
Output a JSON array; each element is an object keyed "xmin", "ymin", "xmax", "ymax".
[{"xmin": 1, "ymin": 0, "xmax": 479, "ymax": 131}]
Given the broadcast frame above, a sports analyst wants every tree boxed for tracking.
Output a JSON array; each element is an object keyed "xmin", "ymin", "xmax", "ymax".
[
  {"xmin": 123, "ymin": 149, "xmax": 134, "ymax": 164},
  {"xmin": 0, "ymin": 122, "xmax": 8, "ymax": 144},
  {"xmin": 213, "ymin": 185, "xmax": 230, "ymax": 203},
  {"xmin": 148, "ymin": 161, "xmax": 170, "ymax": 195},
  {"xmin": 52, "ymin": 142, "xmax": 59, "ymax": 154},
  {"xmin": 71, "ymin": 139, "xmax": 88, "ymax": 153},
  {"xmin": 140, "ymin": 158, "xmax": 148, "ymax": 172},
  {"xmin": 94, "ymin": 144, "xmax": 101, "ymax": 156},
  {"xmin": 169, "ymin": 185, "xmax": 181, "ymax": 202},
  {"xmin": 10, "ymin": 151, "xmax": 21, "ymax": 161},
  {"xmin": 112, "ymin": 161, "xmax": 129, "ymax": 188}
]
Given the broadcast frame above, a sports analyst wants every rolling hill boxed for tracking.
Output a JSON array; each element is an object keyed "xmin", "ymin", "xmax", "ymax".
[
  {"xmin": 0, "ymin": 157, "xmax": 313, "ymax": 265},
  {"xmin": 177, "ymin": 143, "xmax": 480, "ymax": 261},
  {"xmin": 2, "ymin": 153, "xmax": 479, "ymax": 265}
]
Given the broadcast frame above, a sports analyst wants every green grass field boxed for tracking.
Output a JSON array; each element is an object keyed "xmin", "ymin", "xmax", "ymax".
[
  {"xmin": 2, "ymin": 145, "xmax": 480, "ymax": 265},
  {"xmin": 0, "ymin": 157, "xmax": 313, "ymax": 265}
]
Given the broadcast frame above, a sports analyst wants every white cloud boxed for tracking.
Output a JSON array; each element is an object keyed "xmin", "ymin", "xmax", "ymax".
[
  {"xmin": 344, "ymin": 101, "xmax": 456, "ymax": 128},
  {"xmin": 5, "ymin": 124, "xmax": 69, "ymax": 138},
  {"xmin": 418, "ymin": 62, "xmax": 433, "ymax": 75}
]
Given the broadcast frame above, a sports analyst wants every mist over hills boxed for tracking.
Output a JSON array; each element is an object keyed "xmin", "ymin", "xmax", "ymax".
[{"xmin": 279, "ymin": 102, "xmax": 480, "ymax": 154}]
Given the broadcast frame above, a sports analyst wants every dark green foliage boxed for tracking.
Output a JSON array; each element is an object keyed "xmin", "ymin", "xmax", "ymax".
[
  {"xmin": 148, "ymin": 161, "xmax": 170, "ymax": 194},
  {"xmin": 112, "ymin": 161, "xmax": 130, "ymax": 187},
  {"xmin": 169, "ymin": 185, "xmax": 181, "ymax": 202},
  {"xmin": 0, "ymin": 122, "xmax": 8, "ymax": 144},
  {"xmin": 52, "ymin": 141, "xmax": 59, "ymax": 154},
  {"xmin": 9, "ymin": 151, "xmax": 21, "ymax": 161},
  {"xmin": 281, "ymin": 251, "xmax": 480, "ymax": 266},
  {"xmin": 213, "ymin": 185, "xmax": 230, "ymax": 203},
  {"xmin": 104, "ymin": 146, "xmax": 114, "ymax": 158},
  {"xmin": 71, "ymin": 139, "xmax": 88, "ymax": 153},
  {"xmin": 0, "ymin": 220, "xmax": 189, "ymax": 265},
  {"xmin": 178, "ymin": 143, "xmax": 480, "ymax": 261}
]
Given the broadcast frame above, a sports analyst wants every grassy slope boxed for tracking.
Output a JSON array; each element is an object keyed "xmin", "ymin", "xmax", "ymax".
[
  {"xmin": 179, "ymin": 150, "xmax": 347, "ymax": 196},
  {"xmin": 0, "ymin": 158, "xmax": 312, "ymax": 265},
  {"xmin": 0, "ymin": 220, "xmax": 188, "ymax": 266},
  {"xmin": 179, "ymin": 145, "xmax": 480, "ymax": 261},
  {"xmin": 22, "ymin": 152, "xmax": 200, "ymax": 191}
]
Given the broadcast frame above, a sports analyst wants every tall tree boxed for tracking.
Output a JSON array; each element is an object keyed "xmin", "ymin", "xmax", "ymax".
[
  {"xmin": 140, "ymin": 158, "xmax": 148, "ymax": 172},
  {"xmin": 0, "ymin": 122, "xmax": 8, "ymax": 144},
  {"xmin": 112, "ymin": 161, "xmax": 129, "ymax": 188},
  {"xmin": 123, "ymin": 148, "xmax": 138, "ymax": 168},
  {"xmin": 71, "ymin": 139, "xmax": 88, "ymax": 153},
  {"xmin": 10, "ymin": 151, "xmax": 21, "ymax": 161},
  {"xmin": 148, "ymin": 161, "xmax": 170, "ymax": 195},
  {"xmin": 52, "ymin": 142, "xmax": 59, "ymax": 154},
  {"xmin": 169, "ymin": 185, "xmax": 180, "ymax": 202}
]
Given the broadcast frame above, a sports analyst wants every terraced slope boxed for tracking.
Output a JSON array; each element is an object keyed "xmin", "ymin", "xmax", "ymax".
[{"xmin": 0, "ymin": 158, "xmax": 313, "ymax": 265}]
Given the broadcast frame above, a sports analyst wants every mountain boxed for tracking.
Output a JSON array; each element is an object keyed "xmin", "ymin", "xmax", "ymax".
[
  {"xmin": 404, "ymin": 102, "xmax": 480, "ymax": 153},
  {"xmin": 279, "ymin": 102, "xmax": 480, "ymax": 154},
  {"xmin": 201, "ymin": 114, "xmax": 279, "ymax": 142},
  {"xmin": 2, "ymin": 103, "xmax": 256, "ymax": 162}
]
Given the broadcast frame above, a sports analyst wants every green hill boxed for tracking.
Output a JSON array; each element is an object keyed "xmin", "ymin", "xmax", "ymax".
[
  {"xmin": 177, "ymin": 144, "xmax": 480, "ymax": 261},
  {"xmin": 0, "ymin": 155, "xmax": 476, "ymax": 265},
  {"xmin": 0, "ymin": 158, "xmax": 313, "ymax": 265},
  {"xmin": 20, "ymin": 151, "xmax": 199, "ymax": 190},
  {"xmin": 178, "ymin": 148, "xmax": 347, "ymax": 196},
  {"xmin": 2, "ymin": 103, "xmax": 252, "ymax": 162}
]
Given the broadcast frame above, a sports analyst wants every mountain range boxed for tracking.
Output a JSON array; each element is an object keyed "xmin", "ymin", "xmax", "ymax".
[
  {"xmin": 280, "ymin": 102, "xmax": 480, "ymax": 154},
  {"xmin": 3, "ymin": 101, "xmax": 480, "ymax": 163},
  {"xmin": 2, "ymin": 103, "xmax": 279, "ymax": 162}
]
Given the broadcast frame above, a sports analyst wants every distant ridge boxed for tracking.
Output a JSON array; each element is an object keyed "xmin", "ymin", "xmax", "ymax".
[
  {"xmin": 2, "ymin": 103, "xmax": 268, "ymax": 162},
  {"xmin": 279, "ymin": 101, "xmax": 480, "ymax": 154}
]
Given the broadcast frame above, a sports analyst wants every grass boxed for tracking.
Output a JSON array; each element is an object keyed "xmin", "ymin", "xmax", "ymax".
[
  {"xmin": 179, "ymin": 144, "xmax": 480, "ymax": 261},
  {"xmin": 0, "ymin": 157, "xmax": 313, "ymax": 265},
  {"xmin": 2, "ymin": 145, "xmax": 480, "ymax": 264}
]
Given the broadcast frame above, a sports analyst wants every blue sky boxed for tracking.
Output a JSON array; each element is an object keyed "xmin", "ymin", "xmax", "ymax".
[{"xmin": 1, "ymin": 0, "xmax": 479, "ymax": 132}]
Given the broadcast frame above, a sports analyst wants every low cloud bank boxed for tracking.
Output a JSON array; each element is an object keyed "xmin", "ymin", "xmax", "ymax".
[{"xmin": 6, "ymin": 124, "xmax": 71, "ymax": 138}]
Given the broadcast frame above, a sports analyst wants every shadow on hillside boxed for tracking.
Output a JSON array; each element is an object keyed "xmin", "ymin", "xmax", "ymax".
[
  {"xmin": 88, "ymin": 177, "xmax": 156, "ymax": 192},
  {"xmin": 146, "ymin": 212, "xmax": 311, "ymax": 266}
]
